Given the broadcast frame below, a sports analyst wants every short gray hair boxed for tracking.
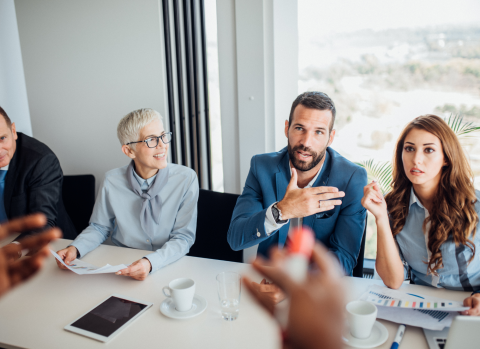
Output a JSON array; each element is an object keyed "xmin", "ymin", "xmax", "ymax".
[{"xmin": 117, "ymin": 108, "xmax": 163, "ymax": 146}]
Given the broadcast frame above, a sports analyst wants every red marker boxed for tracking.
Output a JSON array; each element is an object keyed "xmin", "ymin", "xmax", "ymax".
[
  {"xmin": 276, "ymin": 226, "xmax": 315, "ymax": 328},
  {"xmin": 284, "ymin": 226, "xmax": 315, "ymax": 282}
]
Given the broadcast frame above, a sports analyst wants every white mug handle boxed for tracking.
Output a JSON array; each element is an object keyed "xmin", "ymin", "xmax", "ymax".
[{"xmin": 162, "ymin": 286, "xmax": 171, "ymax": 297}]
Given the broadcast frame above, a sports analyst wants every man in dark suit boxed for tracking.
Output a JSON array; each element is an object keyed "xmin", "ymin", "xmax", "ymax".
[{"xmin": 0, "ymin": 106, "xmax": 75, "ymax": 259}]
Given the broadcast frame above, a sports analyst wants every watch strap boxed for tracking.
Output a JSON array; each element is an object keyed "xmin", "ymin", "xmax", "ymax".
[{"xmin": 272, "ymin": 203, "xmax": 287, "ymax": 224}]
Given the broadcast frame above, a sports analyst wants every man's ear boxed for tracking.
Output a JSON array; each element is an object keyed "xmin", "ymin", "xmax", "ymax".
[
  {"xmin": 11, "ymin": 122, "xmax": 17, "ymax": 141},
  {"xmin": 121, "ymin": 144, "xmax": 135, "ymax": 159},
  {"xmin": 284, "ymin": 120, "xmax": 289, "ymax": 138},
  {"xmin": 327, "ymin": 129, "xmax": 335, "ymax": 147}
]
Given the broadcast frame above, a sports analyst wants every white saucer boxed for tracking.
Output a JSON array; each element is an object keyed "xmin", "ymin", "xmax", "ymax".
[
  {"xmin": 343, "ymin": 321, "xmax": 389, "ymax": 348},
  {"xmin": 160, "ymin": 294, "xmax": 207, "ymax": 319}
]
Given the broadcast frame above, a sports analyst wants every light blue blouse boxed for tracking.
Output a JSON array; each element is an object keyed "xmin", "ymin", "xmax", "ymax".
[
  {"xmin": 395, "ymin": 187, "xmax": 480, "ymax": 291},
  {"xmin": 70, "ymin": 163, "xmax": 199, "ymax": 273}
]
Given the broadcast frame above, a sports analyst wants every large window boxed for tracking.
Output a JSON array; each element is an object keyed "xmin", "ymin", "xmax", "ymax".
[{"xmin": 299, "ymin": 0, "xmax": 480, "ymax": 258}]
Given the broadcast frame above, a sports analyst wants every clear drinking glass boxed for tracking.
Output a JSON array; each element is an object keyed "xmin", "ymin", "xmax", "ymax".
[{"xmin": 216, "ymin": 272, "xmax": 241, "ymax": 321}]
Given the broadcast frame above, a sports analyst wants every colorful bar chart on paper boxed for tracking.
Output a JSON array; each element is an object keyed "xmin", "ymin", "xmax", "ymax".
[{"xmin": 363, "ymin": 289, "xmax": 468, "ymax": 312}]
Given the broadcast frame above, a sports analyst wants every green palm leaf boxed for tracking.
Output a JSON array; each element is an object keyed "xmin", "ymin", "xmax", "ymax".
[
  {"xmin": 355, "ymin": 160, "xmax": 393, "ymax": 195},
  {"xmin": 445, "ymin": 114, "xmax": 480, "ymax": 137}
]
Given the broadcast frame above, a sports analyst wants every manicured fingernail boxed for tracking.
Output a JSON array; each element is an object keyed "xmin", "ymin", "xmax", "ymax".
[{"xmin": 116, "ymin": 272, "xmax": 121, "ymax": 275}]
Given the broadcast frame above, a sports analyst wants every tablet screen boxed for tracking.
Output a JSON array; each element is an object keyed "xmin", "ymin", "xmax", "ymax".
[{"xmin": 70, "ymin": 296, "xmax": 149, "ymax": 337}]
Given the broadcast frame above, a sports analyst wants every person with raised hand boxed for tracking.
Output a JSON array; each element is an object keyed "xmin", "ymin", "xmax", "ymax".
[
  {"xmin": 244, "ymin": 242, "xmax": 345, "ymax": 349},
  {"xmin": 361, "ymin": 114, "xmax": 480, "ymax": 316},
  {"xmin": 0, "ymin": 214, "xmax": 61, "ymax": 297},
  {"xmin": 227, "ymin": 92, "xmax": 367, "ymax": 305},
  {"xmin": 55, "ymin": 109, "xmax": 198, "ymax": 281}
]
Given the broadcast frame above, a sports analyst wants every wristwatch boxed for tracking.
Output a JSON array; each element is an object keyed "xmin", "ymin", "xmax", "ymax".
[{"xmin": 272, "ymin": 202, "xmax": 288, "ymax": 224}]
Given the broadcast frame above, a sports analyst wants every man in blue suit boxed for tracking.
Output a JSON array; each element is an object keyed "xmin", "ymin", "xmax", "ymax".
[{"xmin": 227, "ymin": 92, "xmax": 367, "ymax": 278}]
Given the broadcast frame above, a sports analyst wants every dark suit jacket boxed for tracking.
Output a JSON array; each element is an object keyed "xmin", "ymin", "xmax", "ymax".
[
  {"xmin": 227, "ymin": 146, "xmax": 368, "ymax": 275},
  {"xmin": 5, "ymin": 132, "xmax": 76, "ymax": 240}
]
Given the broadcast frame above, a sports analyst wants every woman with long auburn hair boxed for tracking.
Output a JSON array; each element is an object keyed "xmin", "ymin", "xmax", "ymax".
[{"xmin": 361, "ymin": 114, "xmax": 480, "ymax": 316}]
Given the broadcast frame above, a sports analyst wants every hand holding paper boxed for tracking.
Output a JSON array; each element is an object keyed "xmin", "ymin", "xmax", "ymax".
[
  {"xmin": 51, "ymin": 250, "xmax": 128, "ymax": 275},
  {"xmin": 55, "ymin": 246, "xmax": 78, "ymax": 270}
]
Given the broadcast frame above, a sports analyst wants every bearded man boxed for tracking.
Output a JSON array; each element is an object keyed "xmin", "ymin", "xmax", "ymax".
[{"xmin": 227, "ymin": 92, "xmax": 367, "ymax": 278}]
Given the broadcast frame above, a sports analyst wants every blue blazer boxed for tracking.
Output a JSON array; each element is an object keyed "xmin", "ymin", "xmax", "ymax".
[{"xmin": 227, "ymin": 146, "xmax": 368, "ymax": 275}]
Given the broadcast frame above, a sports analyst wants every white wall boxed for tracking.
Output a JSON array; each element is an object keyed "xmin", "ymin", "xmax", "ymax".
[
  {"xmin": 217, "ymin": 0, "xmax": 298, "ymax": 195},
  {"xmin": 0, "ymin": 0, "xmax": 32, "ymax": 135},
  {"xmin": 15, "ymin": 0, "xmax": 168, "ymax": 191},
  {"xmin": 216, "ymin": 0, "xmax": 240, "ymax": 194},
  {"xmin": 217, "ymin": 0, "xmax": 298, "ymax": 261},
  {"xmin": 272, "ymin": 0, "xmax": 298, "ymax": 151}
]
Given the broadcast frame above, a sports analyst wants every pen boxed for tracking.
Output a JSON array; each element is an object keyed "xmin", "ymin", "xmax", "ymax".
[{"xmin": 390, "ymin": 325, "xmax": 406, "ymax": 349}]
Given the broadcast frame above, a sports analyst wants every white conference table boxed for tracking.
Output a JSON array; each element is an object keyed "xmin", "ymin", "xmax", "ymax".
[{"xmin": 0, "ymin": 239, "xmax": 471, "ymax": 349}]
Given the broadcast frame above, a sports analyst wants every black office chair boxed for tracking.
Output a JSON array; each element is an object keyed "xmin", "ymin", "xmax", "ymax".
[
  {"xmin": 352, "ymin": 216, "xmax": 368, "ymax": 278},
  {"xmin": 62, "ymin": 175, "xmax": 96, "ymax": 237},
  {"xmin": 188, "ymin": 189, "xmax": 243, "ymax": 263}
]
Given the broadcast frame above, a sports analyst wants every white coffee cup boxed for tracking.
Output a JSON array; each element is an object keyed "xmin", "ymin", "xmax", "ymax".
[
  {"xmin": 162, "ymin": 278, "xmax": 196, "ymax": 312},
  {"xmin": 346, "ymin": 300, "xmax": 378, "ymax": 339}
]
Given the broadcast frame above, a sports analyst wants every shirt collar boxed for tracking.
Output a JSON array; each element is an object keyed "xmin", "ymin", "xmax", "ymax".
[
  {"xmin": 0, "ymin": 164, "xmax": 9, "ymax": 170},
  {"xmin": 409, "ymin": 186, "xmax": 426, "ymax": 210},
  {"xmin": 133, "ymin": 169, "xmax": 157, "ymax": 188}
]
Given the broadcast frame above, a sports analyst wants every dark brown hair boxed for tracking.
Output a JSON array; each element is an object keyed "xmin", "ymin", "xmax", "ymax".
[
  {"xmin": 288, "ymin": 92, "xmax": 336, "ymax": 132},
  {"xmin": 385, "ymin": 114, "xmax": 478, "ymax": 275}
]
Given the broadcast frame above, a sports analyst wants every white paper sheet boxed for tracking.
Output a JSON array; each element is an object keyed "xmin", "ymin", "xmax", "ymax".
[
  {"xmin": 360, "ymin": 285, "xmax": 468, "ymax": 311},
  {"xmin": 359, "ymin": 285, "xmax": 468, "ymax": 331},
  {"xmin": 376, "ymin": 306, "xmax": 457, "ymax": 331},
  {"xmin": 50, "ymin": 250, "xmax": 128, "ymax": 275}
]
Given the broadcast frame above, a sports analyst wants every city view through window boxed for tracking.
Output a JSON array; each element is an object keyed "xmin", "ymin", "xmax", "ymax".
[
  {"xmin": 205, "ymin": 0, "xmax": 480, "ymax": 260},
  {"xmin": 299, "ymin": 0, "xmax": 480, "ymax": 258}
]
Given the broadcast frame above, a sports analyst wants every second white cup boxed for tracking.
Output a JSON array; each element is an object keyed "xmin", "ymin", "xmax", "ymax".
[
  {"xmin": 162, "ymin": 278, "xmax": 196, "ymax": 312},
  {"xmin": 346, "ymin": 300, "xmax": 378, "ymax": 339}
]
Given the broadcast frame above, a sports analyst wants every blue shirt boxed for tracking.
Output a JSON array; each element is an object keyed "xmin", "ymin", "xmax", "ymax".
[
  {"xmin": 133, "ymin": 170, "xmax": 156, "ymax": 190},
  {"xmin": 395, "ymin": 187, "xmax": 480, "ymax": 291},
  {"xmin": 0, "ymin": 167, "xmax": 8, "ymax": 223},
  {"xmin": 71, "ymin": 163, "xmax": 199, "ymax": 273}
]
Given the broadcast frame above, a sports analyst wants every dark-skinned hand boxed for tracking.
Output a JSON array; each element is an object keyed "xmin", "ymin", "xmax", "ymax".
[
  {"xmin": 0, "ymin": 214, "xmax": 61, "ymax": 298},
  {"xmin": 244, "ymin": 243, "xmax": 345, "ymax": 349}
]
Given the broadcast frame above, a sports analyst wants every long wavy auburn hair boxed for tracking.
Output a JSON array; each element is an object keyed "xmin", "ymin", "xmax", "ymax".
[{"xmin": 385, "ymin": 114, "xmax": 478, "ymax": 275}]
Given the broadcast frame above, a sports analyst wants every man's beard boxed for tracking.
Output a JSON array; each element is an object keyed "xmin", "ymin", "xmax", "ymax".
[{"xmin": 288, "ymin": 143, "xmax": 327, "ymax": 172}]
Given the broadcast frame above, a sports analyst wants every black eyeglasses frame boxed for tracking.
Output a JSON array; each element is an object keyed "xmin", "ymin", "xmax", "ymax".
[{"xmin": 126, "ymin": 132, "xmax": 173, "ymax": 148}]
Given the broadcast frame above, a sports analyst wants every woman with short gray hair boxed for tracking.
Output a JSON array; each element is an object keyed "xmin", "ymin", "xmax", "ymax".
[{"xmin": 56, "ymin": 108, "xmax": 199, "ymax": 280}]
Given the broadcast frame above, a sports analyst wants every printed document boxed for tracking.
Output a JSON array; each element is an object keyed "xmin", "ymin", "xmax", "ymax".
[
  {"xmin": 50, "ymin": 250, "xmax": 128, "ymax": 275},
  {"xmin": 359, "ymin": 285, "xmax": 468, "ymax": 330}
]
